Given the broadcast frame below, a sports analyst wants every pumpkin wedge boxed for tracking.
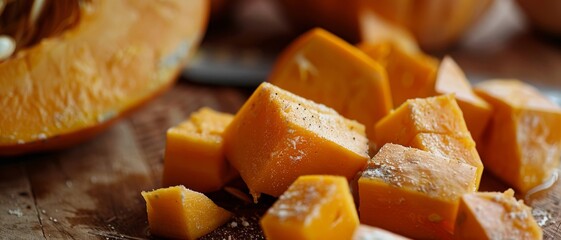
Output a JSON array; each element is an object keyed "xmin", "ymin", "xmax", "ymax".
[{"xmin": 0, "ymin": 0, "xmax": 208, "ymax": 156}]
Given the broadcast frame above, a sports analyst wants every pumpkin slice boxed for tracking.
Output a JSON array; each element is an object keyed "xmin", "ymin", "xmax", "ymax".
[
  {"xmin": 358, "ymin": 143, "xmax": 476, "ymax": 239},
  {"xmin": 455, "ymin": 189, "xmax": 543, "ymax": 239},
  {"xmin": 141, "ymin": 185, "xmax": 232, "ymax": 239},
  {"xmin": 162, "ymin": 107, "xmax": 238, "ymax": 192},
  {"xmin": 223, "ymin": 82, "xmax": 369, "ymax": 200},
  {"xmin": 268, "ymin": 28, "xmax": 392, "ymax": 140},
  {"xmin": 261, "ymin": 175, "xmax": 359, "ymax": 240},
  {"xmin": 475, "ymin": 79, "xmax": 561, "ymax": 192},
  {"xmin": 0, "ymin": 0, "xmax": 208, "ymax": 156}
]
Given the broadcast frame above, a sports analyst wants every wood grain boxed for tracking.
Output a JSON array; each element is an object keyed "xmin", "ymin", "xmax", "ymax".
[
  {"xmin": 0, "ymin": 83, "xmax": 250, "ymax": 239},
  {"xmin": 0, "ymin": 163, "xmax": 43, "ymax": 239},
  {"xmin": 1, "ymin": 80, "xmax": 560, "ymax": 239}
]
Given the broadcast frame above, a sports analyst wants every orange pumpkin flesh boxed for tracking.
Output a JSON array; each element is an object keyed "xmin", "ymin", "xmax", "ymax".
[
  {"xmin": 268, "ymin": 28, "xmax": 393, "ymax": 141},
  {"xmin": 475, "ymin": 79, "xmax": 561, "ymax": 192},
  {"xmin": 0, "ymin": 0, "xmax": 208, "ymax": 156},
  {"xmin": 359, "ymin": 143, "xmax": 476, "ymax": 239},
  {"xmin": 455, "ymin": 189, "xmax": 542, "ymax": 239}
]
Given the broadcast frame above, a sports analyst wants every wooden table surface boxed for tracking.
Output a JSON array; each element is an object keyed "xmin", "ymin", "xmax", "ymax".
[{"xmin": 2, "ymin": 1, "xmax": 561, "ymax": 239}]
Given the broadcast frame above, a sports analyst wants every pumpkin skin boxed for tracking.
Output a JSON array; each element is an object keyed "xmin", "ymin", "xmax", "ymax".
[
  {"xmin": 277, "ymin": 0, "xmax": 493, "ymax": 51},
  {"xmin": 0, "ymin": 0, "xmax": 208, "ymax": 156}
]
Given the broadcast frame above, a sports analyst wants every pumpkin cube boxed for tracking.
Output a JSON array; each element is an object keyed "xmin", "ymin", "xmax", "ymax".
[
  {"xmin": 223, "ymin": 82, "xmax": 370, "ymax": 199},
  {"xmin": 268, "ymin": 28, "xmax": 393, "ymax": 140},
  {"xmin": 374, "ymin": 95, "xmax": 481, "ymax": 189},
  {"xmin": 409, "ymin": 133, "xmax": 482, "ymax": 191},
  {"xmin": 433, "ymin": 56, "xmax": 492, "ymax": 142},
  {"xmin": 358, "ymin": 143, "xmax": 476, "ymax": 239},
  {"xmin": 455, "ymin": 189, "xmax": 542, "ymax": 239},
  {"xmin": 162, "ymin": 107, "xmax": 238, "ymax": 192},
  {"xmin": 375, "ymin": 94, "xmax": 471, "ymax": 149},
  {"xmin": 261, "ymin": 175, "xmax": 359, "ymax": 240},
  {"xmin": 353, "ymin": 225, "xmax": 410, "ymax": 240},
  {"xmin": 475, "ymin": 79, "xmax": 561, "ymax": 192},
  {"xmin": 358, "ymin": 41, "xmax": 439, "ymax": 107},
  {"xmin": 141, "ymin": 186, "xmax": 232, "ymax": 239}
]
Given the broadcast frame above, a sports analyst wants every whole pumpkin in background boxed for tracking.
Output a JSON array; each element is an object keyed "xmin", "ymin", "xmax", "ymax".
[
  {"xmin": 277, "ymin": 0, "xmax": 494, "ymax": 51},
  {"xmin": 516, "ymin": 0, "xmax": 561, "ymax": 37},
  {"xmin": 0, "ymin": 0, "xmax": 208, "ymax": 156}
]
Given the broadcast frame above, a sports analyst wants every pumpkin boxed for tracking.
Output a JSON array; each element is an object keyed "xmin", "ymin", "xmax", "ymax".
[
  {"xmin": 142, "ymin": 186, "xmax": 233, "ymax": 239},
  {"xmin": 0, "ymin": 0, "xmax": 208, "ymax": 156},
  {"xmin": 277, "ymin": 0, "xmax": 493, "ymax": 51},
  {"xmin": 260, "ymin": 175, "xmax": 359, "ymax": 240},
  {"xmin": 359, "ymin": 143, "xmax": 476, "ymax": 239}
]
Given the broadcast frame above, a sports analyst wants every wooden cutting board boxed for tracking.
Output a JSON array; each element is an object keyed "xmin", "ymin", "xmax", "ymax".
[
  {"xmin": 0, "ymin": 83, "xmax": 270, "ymax": 239},
  {"xmin": 1, "ymin": 80, "xmax": 561, "ymax": 239}
]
